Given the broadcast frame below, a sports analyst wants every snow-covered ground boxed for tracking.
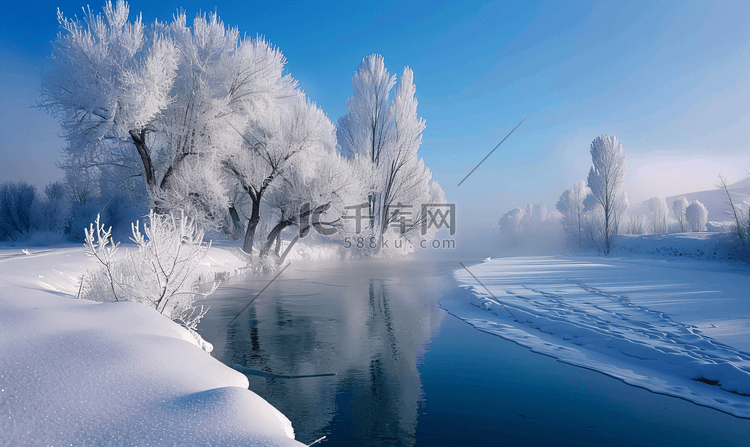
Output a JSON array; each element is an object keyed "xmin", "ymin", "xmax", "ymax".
[
  {"xmin": 0, "ymin": 244, "xmax": 304, "ymax": 446},
  {"xmin": 444, "ymin": 232, "xmax": 750, "ymax": 418},
  {"xmin": 614, "ymin": 231, "xmax": 736, "ymax": 260}
]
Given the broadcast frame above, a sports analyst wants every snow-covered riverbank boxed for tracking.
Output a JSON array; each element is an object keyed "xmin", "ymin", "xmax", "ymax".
[
  {"xmin": 443, "ymin": 234, "xmax": 750, "ymax": 418},
  {"xmin": 0, "ymin": 244, "xmax": 304, "ymax": 446}
]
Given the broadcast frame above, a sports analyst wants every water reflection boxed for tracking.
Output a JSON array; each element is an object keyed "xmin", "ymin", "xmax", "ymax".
[
  {"xmin": 198, "ymin": 258, "xmax": 450, "ymax": 446},
  {"xmin": 196, "ymin": 254, "xmax": 750, "ymax": 446}
]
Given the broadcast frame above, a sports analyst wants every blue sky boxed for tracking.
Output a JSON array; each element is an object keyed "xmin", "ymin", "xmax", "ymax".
[{"xmin": 1, "ymin": 0, "xmax": 748, "ymax": 225}]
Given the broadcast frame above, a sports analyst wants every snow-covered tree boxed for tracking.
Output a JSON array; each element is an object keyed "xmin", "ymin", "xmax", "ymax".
[
  {"xmin": 0, "ymin": 182, "xmax": 35, "ymax": 241},
  {"xmin": 40, "ymin": 1, "xmax": 287, "ymax": 228},
  {"xmin": 499, "ymin": 207, "xmax": 525, "ymax": 237},
  {"xmin": 521, "ymin": 203, "xmax": 535, "ymax": 233},
  {"xmin": 587, "ymin": 134, "xmax": 627, "ymax": 254},
  {"xmin": 262, "ymin": 151, "xmax": 365, "ymax": 259},
  {"xmin": 581, "ymin": 203, "xmax": 605, "ymax": 248},
  {"xmin": 221, "ymin": 184, "xmax": 249, "ymax": 240},
  {"xmin": 533, "ymin": 204, "xmax": 547, "ymax": 225},
  {"xmin": 223, "ymin": 89, "xmax": 334, "ymax": 255},
  {"xmin": 686, "ymin": 200, "xmax": 709, "ymax": 232},
  {"xmin": 32, "ymin": 181, "xmax": 70, "ymax": 235},
  {"xmin": 337, "ymin": 55, "xmax": 445, "ymax": 251},
  {"xmin": 40, "ymin": 1, "xmax": 173, "ymax": 196},
  {"xmin": 252, "ymin": 96, "xmax": 369, "ymax": 260},
  {"xmin": 624, "ymin": 214, "xmax": 647, "ymax": 235},
  {"xmin": 556, "ymin": 181, "xmax": 590, "ymax": 247},
  {"xmin": 648, "ymin": 196, "xmax": 669, "ymax": 235},
  {"xmin": 672, "ymin": 196, "xmax": 689, "ymax": 232}
]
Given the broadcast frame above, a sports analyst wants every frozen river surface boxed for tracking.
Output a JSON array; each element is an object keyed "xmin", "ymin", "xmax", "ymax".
[{"xmin": 197, "ymin": 253, "xmax": 750, "ymax": 446}]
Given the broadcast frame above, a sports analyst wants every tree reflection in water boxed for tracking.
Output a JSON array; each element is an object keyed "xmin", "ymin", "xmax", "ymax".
[{"xmin": 199, "ymin": 258, "xmax": 449, "ymax": 446}]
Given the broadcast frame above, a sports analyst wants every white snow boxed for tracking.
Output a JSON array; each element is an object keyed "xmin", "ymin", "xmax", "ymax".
[
  {"xmin": 444, "ymin": 236, "xmax": 750, "ymax": 418},
  {"xmin": 614, "ymin": 231, "xmax": 735, "ymax": 260},
  {"xmin": 0, "ymin": 245, "xmax": 303, "ymax": 446}
]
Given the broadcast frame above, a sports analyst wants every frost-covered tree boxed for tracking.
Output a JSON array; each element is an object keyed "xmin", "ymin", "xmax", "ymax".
[
  {"xmin": 40, "ymin": 1, "xmax": 174, "ymax": 199},
  {"xmin": 499, "ymin": 207, "xmax": 525, "ymax": 237},
  {"xmin": 557, "ymin": 181, "xmax": 590, "ymax": 247},
  {"xmin": 0, "ymin": 182, "xmax": 35, "ymax": 241},
  {"xmin": 337, "ymin": 55, "xmax": 445, "ymax": 251},
  {"xmin": 251, "ymin": 96, "xmax": 367, "ymax": 259},
  {"xmin": 222, "ymin": 184, "xmax": 248, "ymax": 240},
  {"xmin": 32, "ymin": 181, "xmax": 70, "ymax": 235},
  {"xmin": 223, "ymin": 90, "xmax": 334, "ymax": 255},
  {"xmin": 686, "ymin": 200, "xmax": 709, "ymax": 232},
  {"xmin": 515, "ymin": 203, "xmax": 550, "ymax": 234},
  {"xmin": 262, "ymin": 151, "xmax": 365, "ymax": 259},
  {"xmin": 587, "ymin": 134, "xmax": 627, "ymax": 254},
  {"xmin": 40, "ymin": 1, "xmax": 287, "ymax": 227},
  {"xmin": 624, "ymin": 214, "xmax": 647, "ymax": 235},
  {"xmin": 533, "ymin": 204, "xmax": 547, "ymax": 225},
  {"xmin": 672, "ymin": 196, "xmax": 689, "ymax": 232},
  {"xmin": 648, "ymin": 196, "xmax": 669, "ymax": 235},
  {"xmin": 521, "ymin": 203, "xmax": 535, "ymax": 233}
]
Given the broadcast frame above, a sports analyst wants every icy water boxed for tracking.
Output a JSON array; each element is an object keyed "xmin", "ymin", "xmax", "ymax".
[{"xmin": 197, "ymin": 253, "xmax": 750, "ymax": 446}]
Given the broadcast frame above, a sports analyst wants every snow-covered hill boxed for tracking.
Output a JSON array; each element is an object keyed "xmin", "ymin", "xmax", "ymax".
[{"xmin": 629, "ymin": 176, "xmax": 750, "ymax": 224}]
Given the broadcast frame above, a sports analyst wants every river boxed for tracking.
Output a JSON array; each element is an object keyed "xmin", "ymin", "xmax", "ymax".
[{"xmin": 197, "ymin": 252, "xmax": 750, "ymax": 446}]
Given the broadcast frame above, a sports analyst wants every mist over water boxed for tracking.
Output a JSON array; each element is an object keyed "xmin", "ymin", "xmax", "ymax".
[
  {"xmin": 439, "ymin": 219, "xmax": 570, "ymax": 260},
  {"xmin": 196, "ymin": 253, "xmax": 750, "ymax": 446},
  {"xmin": 197, "ymin": 257, "xmax": 451, "ymax": 445}
]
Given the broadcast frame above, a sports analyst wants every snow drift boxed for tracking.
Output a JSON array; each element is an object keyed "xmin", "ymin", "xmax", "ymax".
[{"xmin": 0, "ymin": 246, "xmax": 303, "ymax": 446}]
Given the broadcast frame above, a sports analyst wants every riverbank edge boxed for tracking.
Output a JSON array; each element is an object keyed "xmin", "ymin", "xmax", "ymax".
[
  {"xmin": 0, "ymin": 243, "xmax": 307, "ymax": 446},
  {"xmin": 441, "ymin": 255, "xmax": 750, "ymax": 420}
]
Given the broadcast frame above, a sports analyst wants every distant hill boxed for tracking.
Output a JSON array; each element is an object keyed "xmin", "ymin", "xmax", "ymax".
[{"xmin": 630, "ymin": 176, "xmax": 750, "ymax": 223}]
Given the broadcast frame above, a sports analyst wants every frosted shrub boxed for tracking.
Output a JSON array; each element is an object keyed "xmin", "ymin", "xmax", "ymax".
[
  {"xmin": 81, "ymin": 211, "xmax": 217, "ymax": 351},
  {"xmin": 686, "ymin": 200, "xmax": 708, "ymax": 232}
]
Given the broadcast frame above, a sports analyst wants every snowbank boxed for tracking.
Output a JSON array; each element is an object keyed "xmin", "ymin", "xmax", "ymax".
[
  {"xmin": 614, "ymin": 232, "xmax": 736, "ymax": 260},
  {"xmin": 0, "ymin": 246, "xmax": 303, "ymax": 446},
  {"xmin": 442, "ymin": 248, "xmax": 750, "ymax": 418}
]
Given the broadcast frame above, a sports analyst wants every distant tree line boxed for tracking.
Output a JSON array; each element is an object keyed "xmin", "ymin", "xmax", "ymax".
[{"xmin": 498, "ymin": 134, "xmax": 719, "ymax": 256}]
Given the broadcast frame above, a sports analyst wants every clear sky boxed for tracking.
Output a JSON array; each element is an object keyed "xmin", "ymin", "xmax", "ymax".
[{"xmin": 1, "ymin": 0, "xmax": 748, "ymax": 225}]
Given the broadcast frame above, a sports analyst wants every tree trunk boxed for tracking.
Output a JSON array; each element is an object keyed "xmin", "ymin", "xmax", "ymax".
[
  {"xmin": 228, "ymin": 205, "xmax": 244, "ymax": 240},
  {"xmin": 260, "ymin": 220, "xmax": 292, "ymax": 258},
  {"xmin": 129, "ymin": 129, "xmax": 156, "ymax": 188},
  {"xmin": 242, "ymin": 198, "xmax": 261, "ymax": 254},
  {"xmin": 128, "ymin": 129, "xmax": 175, "ymax": 215}
]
